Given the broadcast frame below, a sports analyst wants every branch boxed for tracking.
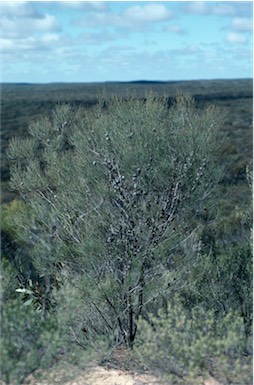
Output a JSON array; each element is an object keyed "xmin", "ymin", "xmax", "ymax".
[{"xmin": 69, "ymin": 326, "xmax": 86, "ymax": 349}]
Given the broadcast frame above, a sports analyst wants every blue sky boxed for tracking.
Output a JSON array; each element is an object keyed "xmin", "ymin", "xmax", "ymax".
[{"xmin": 1, "ymin": 1, "xmax": 253, "ymax": 83}]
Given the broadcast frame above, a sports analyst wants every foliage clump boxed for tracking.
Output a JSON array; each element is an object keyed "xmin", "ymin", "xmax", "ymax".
[
  {"xmin": 135, "ymin": 300, "xmax": 252, "ymax": 385},
  {"xmin": 0, "ymin": 297, "xmax": 63, "ymax": 385}
]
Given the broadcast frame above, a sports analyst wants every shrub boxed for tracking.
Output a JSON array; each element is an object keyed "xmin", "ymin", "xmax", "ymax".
[
  {"xmin": 135, "ymin": 301, "xmax": 252, "ymax": 385},
  {"xmin": 0, "ymin": 298, "xmax": 65, "ymax": 384},
  {"xmin": 178, "ymin": 243, "xmax": 252, "ymax": 347},
  {"xmin": 7, "ymin": 93, "xmax": 226, "ymax": 350}
]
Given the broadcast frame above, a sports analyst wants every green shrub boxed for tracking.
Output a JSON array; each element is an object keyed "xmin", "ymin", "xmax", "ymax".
[
  {"xmin": 135, "ymin": 301, "xmax": 252, "ymax": 385},
  {"xmin": 179, "ymin": 243, "xmax": 252, "ymax": 339},
  {"xmin": 0, "ymin": 298, "xmax": 66, "ymax": 384},
  {"xmin": 6, "ymin": 93, "xmax": 227, "ymax": 350},
  {"xmin": 1, "ymin": 199, "xmax": 35, "ymax": 283}
]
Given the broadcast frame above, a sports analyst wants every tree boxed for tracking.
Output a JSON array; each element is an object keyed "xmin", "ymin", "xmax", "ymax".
[{"xmin": 7, "ymin": 92, "xmax": 226, "ymax": 349}]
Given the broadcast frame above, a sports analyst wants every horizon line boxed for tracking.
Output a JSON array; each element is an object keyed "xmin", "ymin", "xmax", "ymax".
[{"xmin": 1, "ymin": 77, "xmax": 252, "ymax": 85}]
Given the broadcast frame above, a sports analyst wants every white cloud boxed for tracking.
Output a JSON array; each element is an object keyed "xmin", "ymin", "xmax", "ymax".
[
  {"xmin": 31, "ymin": 14, "xmax": 61, "ymax": 32},
  {"xmin": 1, "ymin": 1, "xmax": 62, "ymax": 44},
  {"xmin": 172, "ymin": 44, "xmax": 201, "ymax": 56},
  {"xmin": 2, "ymin": 14, "xmax": 61, "ymax": 39},
  {"xmin": 78, "ymin": 30, "xmax": 118, "ymax": 45},
  {"xmin": 2, "ymin": 36, "xmax": 34, "ymax": 53},
  {"xmin": 187, "ymin": 2, "xmax": 209, "ymax": 15},
  {"xmin": 1, "ymin": 38, "xmax": 16, "ymax": 52},
  {"xmin": 232, "ymin": 18, "xmax": 253, "ymax": 32},
  {"xmin": 163, "ymin": 24, "xmax": 187, "ymax": 35},
  {"xmin": 40, "ymin": 33, "xmax": 61, "ymax": 44},
  {"xmin": 211, "ymin": 4, "xmax": 236, "ymax": 16},
  {"xmin": 1, "ymin": 2, "xmax": 43, "ymax": 18},
  {"xmin": 59, "ymin": 1, "xmax": 108, "ymax": 11},
  {"xmin": 1, "ymin": 33, "xmax": 62, "ymax": 54},
  {"xmin": 73, "ymin": 12, "xmax": 121, "ymax": 30},
  {"xmin": 226, "ymin": 32, "xmax": 247, "ymax": 44},
  {"xmin": 73, "ymin": 3, "xmax": 174, "ymax": 30},
  {"xmin": 185, "ymin": 2, "xmax": 249, "ymax": 17},
  {"xmin": 123, "ymin": 4, "xmax": 174, "ymax": 23}
]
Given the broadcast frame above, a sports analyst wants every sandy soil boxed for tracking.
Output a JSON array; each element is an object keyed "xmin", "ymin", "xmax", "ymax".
[
  {"xmin": 64, "ymin": 366, "xmax": 222, "ymax": 385},
  {"xmin": 24, "ymin": 348, "xmax": 222, "ymax": 385},
  {"xmin": 61, "ymin": 365, "xmax": 163, "ymax": 385},
  {"xmin": 26, "ymin": 364, "xmax": 222, "ymax": 385},
  {"xmin": 26, "ymin": 364, "xmax": 164, "ymax": 385}
]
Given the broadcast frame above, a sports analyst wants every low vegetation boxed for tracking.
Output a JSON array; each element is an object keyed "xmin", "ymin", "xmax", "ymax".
[{"xmin": 1, "ymin": 87, "xmax": 252, "ymax": 384}]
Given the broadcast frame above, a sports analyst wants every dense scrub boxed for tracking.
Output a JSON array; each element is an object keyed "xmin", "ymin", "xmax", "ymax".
[
  {"xmin": 1, "ymin": 79, "xmax": 252, "ymax": 203},
  {"xmin": 1, "ymin": 92, "xmax": 252, "ymax": 384}
]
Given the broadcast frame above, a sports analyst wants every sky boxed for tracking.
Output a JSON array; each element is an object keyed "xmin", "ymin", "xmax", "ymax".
[{"xmin": 1, "ymin": 1, "xmax": 253, "ymax": 83}]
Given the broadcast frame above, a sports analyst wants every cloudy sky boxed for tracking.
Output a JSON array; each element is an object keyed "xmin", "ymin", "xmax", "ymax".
[{"xmin": 1, "ymin": 1, "xmax": 253, "ymax": 83}]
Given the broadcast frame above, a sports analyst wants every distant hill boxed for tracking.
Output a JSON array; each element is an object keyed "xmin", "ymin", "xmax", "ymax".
[{"xmin": 106, "ymin": 80, "xmax": 171, "ymax": 84}]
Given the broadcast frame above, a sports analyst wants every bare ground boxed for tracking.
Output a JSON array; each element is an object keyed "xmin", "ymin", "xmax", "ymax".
[
  {"xmin": 26, "ymin": 363, "xmax": 222, "ymax": 385},
  {"xmin": 26, "ymin": 366, "xmax": 221, "ymax": 385},
  {"xmin": 24, "ymin": 348, "xmax": 222, "ymax": 385}
]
